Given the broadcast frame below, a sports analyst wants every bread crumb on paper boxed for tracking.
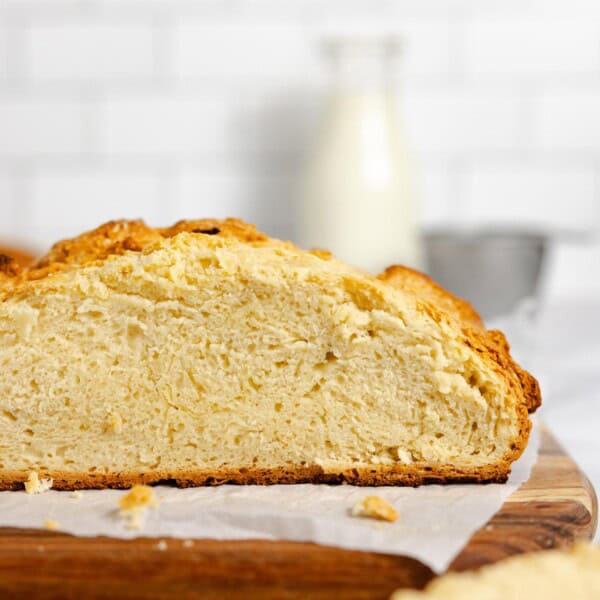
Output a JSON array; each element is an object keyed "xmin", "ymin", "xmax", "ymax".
[
  {"xmin": 119, "ymin": 484, "xmax": 158, "ymax": 511},
  {"xmin": 44, "ymin": 519, "xmax": 60, "ymax": 531},
  {"xmin": 352, "ymin": 496, "xmax": 398, "ymax": 522},
  {"xmin": 70, "ymin": 490, "xmax": 82, "ymax": 499},
  {"xmin": 118, "ymin": 484, "xmax": 158, "ymax": 530},
  {"xmin": 24, "ymin": 471, "xmax": 53, "ymax": 494}
]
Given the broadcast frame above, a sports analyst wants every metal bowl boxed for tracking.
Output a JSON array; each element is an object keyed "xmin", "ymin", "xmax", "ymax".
[{"xmin": 423, "ymin": 229, "xmax": 549, "ymax": 321}]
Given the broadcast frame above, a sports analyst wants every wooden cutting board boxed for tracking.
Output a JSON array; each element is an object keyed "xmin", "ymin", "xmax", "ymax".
[{"xmin": 0, "ymin": 427, "xmax": 596, "ymax": 600}]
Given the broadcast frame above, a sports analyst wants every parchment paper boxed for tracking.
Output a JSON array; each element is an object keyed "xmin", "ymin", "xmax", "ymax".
[{"xmin": 0, "ymin": 424, "xmax": 539, "ymax": 573}]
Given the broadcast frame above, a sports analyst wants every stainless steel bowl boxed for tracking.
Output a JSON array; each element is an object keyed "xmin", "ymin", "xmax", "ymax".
[{"xmin": 424, "ymin": 229, "xmax": 549, "ymax": 321}]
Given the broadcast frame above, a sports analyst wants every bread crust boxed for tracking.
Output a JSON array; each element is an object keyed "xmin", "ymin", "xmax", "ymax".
[
  {"xmin": 378, "ymin": 265, "xmax": 483, "ymax": 329},
  {"xmin": 0, "ymin": 245, "xmax": 34, "ymax": 267},
  {"xmin": 0, "ymin": 460, "xmax": 511, "ymax": 492},
  {"xmin": 0, "ymin": 218, "xmax": 541, "ymax": 489}
]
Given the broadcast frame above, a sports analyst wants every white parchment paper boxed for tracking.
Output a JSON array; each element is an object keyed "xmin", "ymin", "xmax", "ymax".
[{"xmin": 0, "ymin": 425, "xmax": 539, "ymax": 573}]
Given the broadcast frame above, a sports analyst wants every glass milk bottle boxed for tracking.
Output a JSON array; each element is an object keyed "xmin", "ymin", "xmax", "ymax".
[{"xmin": 297, "ymin": 37, "xmax": 422, "ymax": 273}]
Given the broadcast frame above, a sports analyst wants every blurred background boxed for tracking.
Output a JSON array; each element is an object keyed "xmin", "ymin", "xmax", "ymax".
[
  {"xmin": 0, "ymin": 0, "xmax": 599, "ymax": 522},
  {"xmin": 0, "ymin": 0, "xmax": 598, "ymax": 298}
]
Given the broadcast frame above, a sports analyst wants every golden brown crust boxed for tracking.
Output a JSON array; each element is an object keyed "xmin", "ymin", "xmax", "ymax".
[
  {"xmin": 34, "ymin": 220, "xmax": 161, "ymax": 271},
  {"xmin": 26, "ymin": 218, "xmax": 268, "ymax": 279},
  {"xmin": 483, "ymin": 330, "xmax": 542, "ymax": 414},
  {"xmin": 0, "ymin": 245, "xmax": 34, "ymax": 267},
  {"xmin": 0, "ymin": 218, "xmax": 278, "ymax": 301},
  {"xmin": 162, "ymin": 218, "xmax": 269, "ymax": 243},
  {"xmin": 0, "ymin": 254, "xmax": 22, "ymax": 278},
  {"xmin": 0, "ymin": 460, "xmax": 511, "ymax": 492},
  {"xmin": 378, "ymin": 265, "xmax": 484, "ymax": 329},
  {"xmin": 0, "ymin": 218, "xmax": 541, "ymax": 489}
]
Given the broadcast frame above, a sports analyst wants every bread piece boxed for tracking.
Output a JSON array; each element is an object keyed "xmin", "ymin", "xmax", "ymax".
[
  {"xmin": 118, "ymin": 484, "xmax": 158, "ymax": 529},
  {"xmin": 43, "ymin": 519, "xmax": 60, "ymax": 531},
  {"xmin": 351, "ymin": 496, "xmax": 398, "ymax": 522},
  {"xmin": 0, "ymin": 219, "xmax": 540, "ymax": 490},
  {"xmin": 391, "ymin": 544, "xmax": 600, "ymax": 599},
  {"xmin": 24, "ymin": 471, "xmax": 53, "ymax": 494}
]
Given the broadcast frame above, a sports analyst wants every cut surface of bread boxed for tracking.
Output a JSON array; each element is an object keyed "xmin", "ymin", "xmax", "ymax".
[
  {"xmin": 391, "ymin": 544, "xmax": 600, "ymax": 600},
  {"xmin": 0, "ymin": 219, "xmax": 540, "ymax": 490}
]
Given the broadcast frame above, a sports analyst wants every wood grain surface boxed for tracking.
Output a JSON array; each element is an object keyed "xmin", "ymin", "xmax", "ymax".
[{"xmin": 0, "ymin": 427, "xmax": 596, "ymax": 600}]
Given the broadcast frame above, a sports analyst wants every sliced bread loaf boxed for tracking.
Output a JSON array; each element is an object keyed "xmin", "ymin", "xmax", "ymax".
[{"xmin": 0, "ymin": 219, "xmax": 540, "ymax": 489}]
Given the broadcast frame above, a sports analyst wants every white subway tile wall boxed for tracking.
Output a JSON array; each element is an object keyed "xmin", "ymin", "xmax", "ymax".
[
  {"xmin": 175, "ymin": 20, "xmax": 319, "ymax": 83},
  {"xmin": 403, "ymin": 89, "xmax": 524, "ymax": 153},
  {"xmin": 536, "ymin": 90, "xmax": 600, "ymax": 151},
  {"xmin": 0, "ymin": 25, "xmax": 7, "ymax": 81},
  {"xmin": 0, "ymin": 97, "xmax": 83, "ymax": 155},
  {"xmin": 0, "ymin": 173, "xmax": 17, "ymax": 239},
  {"xmin": 464, "ymin": 18, "xmax": 600, "ymax": 77},
  {"xmin": 462, "ymin": 166, "xmax": 598, "ymax": 229},
  {"xmin": 103, "ymin": 93, "xmax": 231, "ymax": 156},
  {"xmin": 29, "ymin": 169, "xmax": 163, "ymax": 241},
  {"xmin": 30, "ymin": 22, "xmax": 155, "ymax": 81},
  {"xmin": 0, "ymin": 0, "xmax": 598, "ymax": 298}
]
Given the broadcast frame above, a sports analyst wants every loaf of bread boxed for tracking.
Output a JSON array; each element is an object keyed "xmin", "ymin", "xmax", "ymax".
[
  {"xmin": 391, "ymin": 544, "xmax": 600, "ymax": 599},
  {"xmin": 0, "ymin": 219, "xmax": 540, "ymax": 490}
]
